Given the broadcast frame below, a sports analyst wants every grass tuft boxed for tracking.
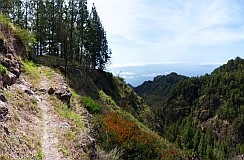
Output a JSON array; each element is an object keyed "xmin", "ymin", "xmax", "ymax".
[
  {"xmin": 59, "ymin": 146, "xmax": 70, "ymax": 156},
  {"xmin": 0, "ymin": 64, "xmax": 8, "ymax": 75},
  {"xmin": 50, "ymin": 96, "xmax": 84, "ymax": 130},
  {"xmin": 22, "ymin": 61, "xmax": 41, "ymax": 89},
  {"xmin": 82, "ymin": 96, "xmax": 102, "ymax": 114}
]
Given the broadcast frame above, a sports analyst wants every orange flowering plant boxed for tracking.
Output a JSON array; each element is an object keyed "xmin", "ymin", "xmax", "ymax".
[{"xmin": 96, "ymin": 111, "xmax": 187, "ymax": 159}]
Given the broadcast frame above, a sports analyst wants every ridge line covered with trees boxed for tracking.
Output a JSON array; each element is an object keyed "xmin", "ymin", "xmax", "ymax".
[{"xmin": 134, "ymin": 57, "xmax": 244, "ymax": 160}]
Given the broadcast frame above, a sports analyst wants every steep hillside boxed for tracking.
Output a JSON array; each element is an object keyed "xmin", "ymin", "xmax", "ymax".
[
  {"xmin": 33, "ymin": 56, "xmax": 155, "ymax": 127},
  {"xmin": 0, "ymin": 17, "xmax": 95, "ymax": 159},
  {"xmin": 0, "ymin": 16, "xmax": 41, "ymax": 159},
  {"xmin": 144, "ymin": 57, "xmax": 244, "ymax": 159},
  {"xmin": 0, "ymin": 17, "xmax": 189, "ymax": 159},
  {"xmin": 134, "ymin": 72, "xmax": 187, "ymax": 106}
]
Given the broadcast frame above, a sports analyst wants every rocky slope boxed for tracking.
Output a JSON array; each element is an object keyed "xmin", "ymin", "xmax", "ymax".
[{"xmin": 0, "ymin": 18, "xmax": 96, "ymax": 159}]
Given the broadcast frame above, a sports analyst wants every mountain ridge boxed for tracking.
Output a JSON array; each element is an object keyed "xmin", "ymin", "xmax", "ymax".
[
  {"xmin": 135, "ymin": 57, "xmax": 244, "ymax": 159},
  {"xmin": 134, "ymin": 72, "xmax": 188, "ymax": 106}
]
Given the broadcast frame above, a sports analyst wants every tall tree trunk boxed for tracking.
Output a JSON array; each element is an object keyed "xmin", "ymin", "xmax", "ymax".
[
  {"xmin": 36, "ymin": 0, "xmax": 39, "ymax": 55},
  {"xmin": 48, "ymin": 16, "xmax": 51, "ymax": 55},
  {"xmin": 69, "ymin": 0, "xmax": 74, "ymax": 61},
  {"xmin": 25, "ymin": 0, "xmax": 28, "ymax": 29},
  {"xmin": 51, "ymin": 0, "xmax": 55, "ymax": 55}
]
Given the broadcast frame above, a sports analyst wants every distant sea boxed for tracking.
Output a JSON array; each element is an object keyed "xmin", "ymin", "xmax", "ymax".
[{"xmin": 108, "ymin": 63, "xmax": 222, "ymax": 87}]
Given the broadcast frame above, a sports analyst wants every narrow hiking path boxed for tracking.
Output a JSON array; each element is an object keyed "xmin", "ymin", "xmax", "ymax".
[{"xmin": 38, "ymin": 67, "xmax": 68, "ymax": 160}]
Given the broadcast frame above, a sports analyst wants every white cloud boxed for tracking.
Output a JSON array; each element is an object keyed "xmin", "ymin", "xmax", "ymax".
[
  {"xmin": 122, "ymin": 75, "xmax": 134, "ymax": 79},
  {"xmin": 119, "ymin": 72, "xmax": 135, "ymax": 75},
  {"xmin": 142, "ymin": 73, "xmax": 161, "ymax": 77},
  {"xmin": 88, "ymin": 0, "xmax": 244, "ymax": 67}
]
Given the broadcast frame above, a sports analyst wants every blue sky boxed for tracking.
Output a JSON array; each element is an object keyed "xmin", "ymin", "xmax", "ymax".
[{"xmin": 87, "ymin": 0, "xmax": 244, "ymax": 85}]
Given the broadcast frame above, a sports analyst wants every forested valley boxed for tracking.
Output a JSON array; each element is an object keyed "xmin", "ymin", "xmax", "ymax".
[
  {"xmin": 0, "ymin": 1, "xmax": 244, "ymax": 160},
  {"xmin": 135, "ymin": 57, "xmax": 244, "ymax": 159}
]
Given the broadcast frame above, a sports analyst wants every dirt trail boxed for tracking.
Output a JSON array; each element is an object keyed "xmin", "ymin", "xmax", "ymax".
[{"xmin": 38, "ymin": 67, "xmax": 67, "ymax": 160}]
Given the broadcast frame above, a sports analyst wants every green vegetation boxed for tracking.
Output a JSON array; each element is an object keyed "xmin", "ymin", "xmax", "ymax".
[
  {"xmin": 81, "ymin": 96, "xmax": 102, "ymax": 114},
  {"xmin": 41, "ymin": 67, "xmax": 53, "ymax": 79},
  {"xmin": 138, "ymin": 57, "xmax": 244, "ymax": 159},
  {"xmin": 0, "ymin": 14, "xmax": 11, "ymax": 26},
  {"xmin": 0, "ymin": 14, "xmax": 35, "ymax": 52},
  {"xmin": 50, "ymin": 96, "xmax": 84, "ymax": 130},
  {"xmin": 51, "ymin": 88, "xmax": 90, "ymax": 159},
  {"xmin": 1, "ymin": 0, "xmax": 111, "ymax": 71},
  {"xmin": 99, "ymin": 90, "xmax": 119, "ymax": 110},
  {"xmin": 13, "ymin": 27, "xmax": 36, "ymax": 51},
  {"xmin": 22, "ymin": 61, "xmax": 39, "ymax": 77},
  {"xmin": 0, "ymin": 64, "xmax": 8, "ymax": 75},
  {"xmin": 22, "ymin": 61, "xmax": 40, "ymax": 88},
  {"xmin": 33, "ymin": 148, "xmax": 44, "ymax": 160},
  {"xmin": 3, "ymin": 3, "xmax": 243, "ymax": 159},
  {"xmin": 134, "ymin": 72, "xmax": 187, "ymax": 106},
  {"xmin": 59, "ymin": 147, "xmax": 70, "ymax": 156}
]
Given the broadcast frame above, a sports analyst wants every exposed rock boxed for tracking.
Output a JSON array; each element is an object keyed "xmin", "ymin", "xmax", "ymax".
[
  {"xmin": 0, "ymin": 105, "xmax": 8, "ymax": 121},
  {"xmin": 48, "ymin": 87, "xmax": 55, "ymax": 95},
  {"xmin": 24, "ymin": 89, "xmax": 34, "ymax": 95},
  {"xmin": 2, "ymin": 71, "xmax": 17, "ymax": 86},
  {"xmin": 1, "ymin": 58, "xmax": 13, "ymax": 68},
  {"xmin": 12, "ymin": 78, "xmax": 36, "ymax": 96},
  {"xmin": 0, "ymin": 39, "xmax": 4, "ymax": 52},
  {"xmin": 9, "ymin": 67, "xmax": 20, "ymax": 78},
  {"xmin": 55, "ymin": 89, "xmax": 72, "ymax": 108},
  {"xmin": 5, "ymin": 53, "xmax": 14, "ymax": 60},
  {"xmin": 39, "ymin": 88, "xmax": 46, "ymax": 93},
  {"xmin": 0, "ymin": 92, "xmax": 6, "ymax": 102},
  {"xmin": 3, "ymin": 125, "xmax": 10, "ymax": 135},
  {"xmin": 232, "ymin": 154, "xmax": 244, "ymax": 160},
  {"xmin": 47, "ymin": 86, "xmax": 71, "ymax": 107}
]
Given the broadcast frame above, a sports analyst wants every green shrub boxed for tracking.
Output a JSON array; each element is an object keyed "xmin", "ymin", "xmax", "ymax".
[
  {"xmin": 14, "ymin": 27, "xmax": 36, "ymax": 51},
  {"xmin": 0, "ymin": 64, "xmax": 8, "ymax": 75},
  {"xmin": 0, "ymin": 14, "xmax": 11, "ymax": 25},
  {"xmin": 0, "ymin": 14, "xmax": 36, "ymax": 51},
  {"xmin": 82, "ymin": 96, "xmax": 102, "ymax": 114},
  {"xmin": 22, "ymin": 61, "xmax": 39, "ymax": 77}
]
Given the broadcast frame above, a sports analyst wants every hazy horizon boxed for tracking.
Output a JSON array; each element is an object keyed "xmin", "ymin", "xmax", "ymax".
[{"xmin": 108, "ymin": 61, "xmax": 225, "ymax": 86}]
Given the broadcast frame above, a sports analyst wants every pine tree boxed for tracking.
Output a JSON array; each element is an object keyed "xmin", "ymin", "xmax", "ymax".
[
  {"xmin": 50, "ymin": 0, "xmax": 55, "ymax": 55},
  {"xmin": 198, "ymin": 133, "xmax": 205, "ymax": 156},
  {"xmin": 0, "ymin": 0, "xmax": 111, "ymax": 71},
  {"xmin": 77, "ymin": 0, "xmax": 89, "ymax": 64},
  {"xmin": 68, "ymin": 0, "xmax": 79, "ymax": 61},
  {"xmin": 87, "ymin": 4, "xmax": 111, "ymax": 70},
  {"xmin": 23, "ymin": 0, "xmax": 29, "ymax": 29},
  {"xmin": 192, "ymin": 129, "xmax": 201, "ymax": 152},
  {"xmin": 54, "ymin": 0, "xmax": 65, "ymax": 57},
  {"xmin": 12, "ymin": 0, "xmax": 24, "ymax": 27},
  {"xmin": 0, "ymin": 0, "xmax": 12, "ymax": 16}
]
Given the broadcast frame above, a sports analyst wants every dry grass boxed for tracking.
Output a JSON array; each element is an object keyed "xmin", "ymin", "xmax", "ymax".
[
  {"xmin": 0, "ymin": 86, "xmax": 43, "ymax": 159},
  {"xmin": 0, "ymin": 60, "xmax": 44, "ymax": 159}
]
